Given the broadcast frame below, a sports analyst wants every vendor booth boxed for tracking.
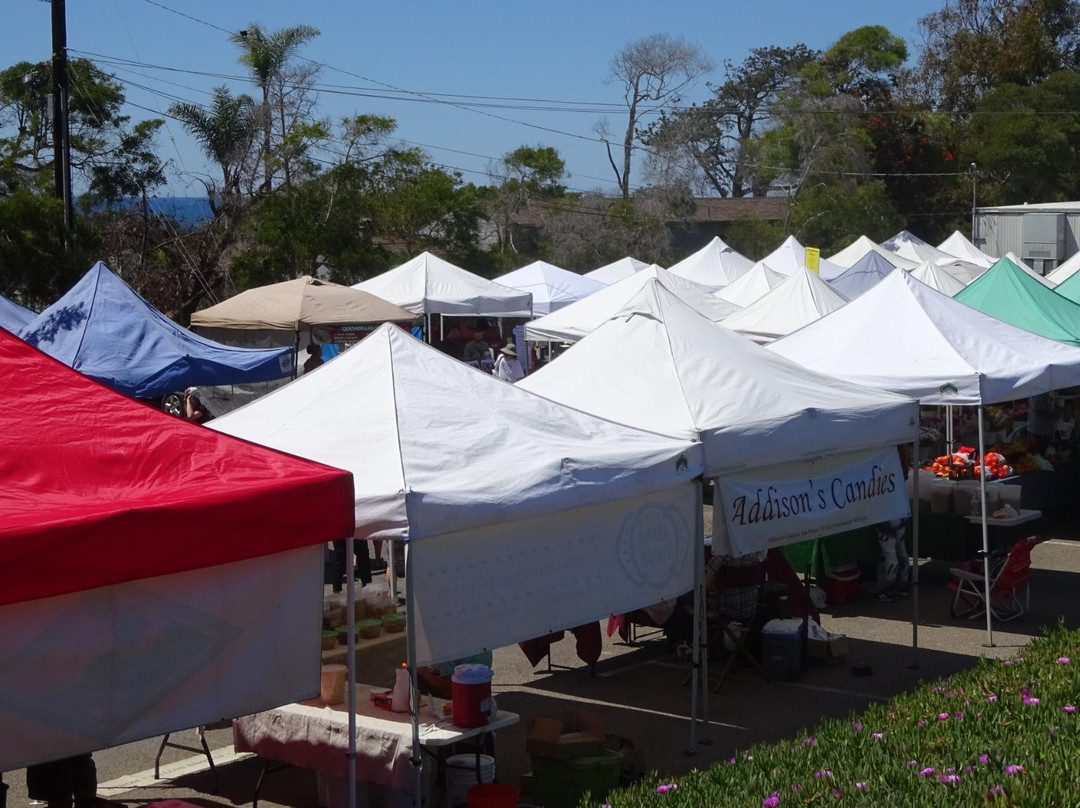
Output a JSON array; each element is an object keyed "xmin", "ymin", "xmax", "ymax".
[
  {"xmin": 955, "ymin": 257, "xmax": 1080, "ymax": 345},
  {"xmin": 828, "ymin": 235, "xmax": 918, "ymax": 270},
  {"xmin": 525, "ymin": 264, "xmax": 738, "ymax": 344},
  {"xmin": 771, "ymin": 269, "xmax": 1080, "ymax": 644},
  {"xmin": 493, "ymin": 260, "xmax": 605, "ymax": 316},
  {"xmin": 911, "ymin": 260, "xmax": 967, "ymax": 295},
  {"xmin": 716, "ymin": 263, "xmax": 786, "ymax": 307},
  {"xmin": 882, "ymin": 230, "xmax": 986, "ymax": 283},
  {"xmin": 0, "ymin": 293, "xmax": 33, "ymax": 333},
  {"xmin": 667, "ymin": 236, "xmax": 754, "ymax": 288},
  {"xmin": 939, "ymin": 231, "xmax": 997, "ymax": 268},
  {"xmin": 720, "ymin": 267, "xmax": 849, "ymax": 344},
  {"xmin": 1047, "ymin": 251, "xmax": 1080, "ymax": 285},
  {"xmin": 584, "ymin": 256, "xmax": 648, "ymax": 285},
  {"xmin": 521, "ymin": 280, "xmax": 917, "ymax": 745},
  {"xmin": 828, "ymin": 251, "xmax": 897, "ymax": 299},
  {"xmin": 212, "ymin": 323, "xmax": 703, "ymax": 802},
  {"xmin": 755, "ymin": 235, "xmax": 847, "ymax": 280},
  {"xmin": 0, "ymin": 328, "xmax": 354, "ymax": 773},
  {"xmin": 21, "ymin": 262, "xmax": 294, "ymax": 399}
]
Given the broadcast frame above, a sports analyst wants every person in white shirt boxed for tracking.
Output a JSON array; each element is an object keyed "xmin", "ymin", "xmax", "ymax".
[{"xmin": 493, "ymin": 342, "xmax": 525, "ymax": 382}]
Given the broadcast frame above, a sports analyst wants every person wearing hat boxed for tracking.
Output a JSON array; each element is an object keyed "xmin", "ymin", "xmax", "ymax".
[
  {"xmin": 183, "ymin": 387, "xmax": 214, "ymax": 424},
  {"xmin": 493, "ymin": 342, "xmax": 524, "ymax": 383}
]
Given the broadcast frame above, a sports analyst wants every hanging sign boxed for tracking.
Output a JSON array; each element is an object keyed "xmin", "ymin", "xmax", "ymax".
[
  {"xmin": 714, "ymin": 448, "xmax": 910, "ymax": 557},
  {"xmin": 310, "ymin": 323, "xmax": 380, "ymax": 345},
  {"xmin": 805, "ymin": 247, "xmax": 820, "ymax": 273}
]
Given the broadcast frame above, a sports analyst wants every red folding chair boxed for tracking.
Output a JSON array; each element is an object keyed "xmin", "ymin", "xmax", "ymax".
[{"xmin": 948, "ymin": 536, "xmax": 1043, "ymax": 622}]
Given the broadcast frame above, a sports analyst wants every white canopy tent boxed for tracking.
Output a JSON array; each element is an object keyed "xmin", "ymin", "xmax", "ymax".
[
  {"xmin": 525, "ymin": 264, "xmax": 739, "ymax": 343},
  {"xmin": 716, "ymin": 262, "xmax": 786, "ymax": 307},
  {"xmin": 1046, "ymin": 251, "xmax": 1080, "ymax": 285},
  {"xmin": 883, "ymin": 230, "xmax": 986, "ymax": 283},
  {"xmin": 721, "ymin": 267, "xmax": 849, "ymax": 344},
  {"xmin": 759, "ymin": 235, "xmax": 848, "ymax": 280},
  {"xmin": 828, "ymin": 251, "xmax": 897, "ymax": 299},
  {"xmin": 828, "ymin": 235, "xmax": 919, "ymax": 270},
  {"xmin": 910, "ymin": 260, "xmax": 967, "ymax": 296},
  {"xmin": 939, "ymin": 231, "xmax": 997, "ymax": 268},
  {"xmin": 213, "ymin": 324, "xmax": 706, "ymax": 771},
  {"xmin": 493, "ymin": 260, "xmax": 605, "ymax": 316},
  {"xmin": 770, "ymin": 269, "xmax": 1080, "ymax": 645},
  {"xmin": 584, "ymin": 256, "xmax": 649, "ymax": 285},
  {"xmin": 352, "ymin": 251, "xmax": 533, "ymax": 319},
  {"xmin": 667, "ymin": 236, "xmax": 754, "ymax": 288},
  {"xmin": 1002, "ymin": 252, "xmax": 1056, "ymax": 288}
]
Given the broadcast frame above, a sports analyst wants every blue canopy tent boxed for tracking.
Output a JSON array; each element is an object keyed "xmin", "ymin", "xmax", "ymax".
[
  {"xmin": 828, "ymin": 250, "xmax": 897, "ymax": 299},
  {"xmin": 21, "ymin": 262, "xmax": 294, "ymax": 399},
  {"xmin": 0, "ymin": 294, "xmax": 34, "ymax": 333}
]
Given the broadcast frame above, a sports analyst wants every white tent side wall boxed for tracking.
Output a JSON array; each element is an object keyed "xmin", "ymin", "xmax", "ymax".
[
  {"xmin": 0, "ymin": 545, "xmax": 322, "ymax": 772},
  {"xmin": 410, "ymin": 484, "xmax": 696, "ymax": 666}
]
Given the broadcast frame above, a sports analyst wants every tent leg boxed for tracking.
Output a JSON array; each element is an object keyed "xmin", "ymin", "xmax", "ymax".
[
  {"xmin": 978, "ymin": 406, "xmax": 994, "ymax": 647},
  {"xmin": 440, "ymin": 316, "xmax": 444, "ymax": 343},
  {"xmin": 346, "ymin": 537, "xmax": 358, "ymax": 808},
  {"xmin": 389, "ymin": 541, "xmax": 399, "ymax": 601},
  {"xmin": 910, "ymin": 421, "xmax": 920, "ymax": 668},
  {"xmin": 686, "ymin": 478, "xmax": 703, "ymax": 755},
  {"xmin": 405, "ymin": 544, "xmax": 423, "ymax": 807},
  {"xmin": 699, "ymin": 492, "xmax": 711, "ymax": 745},
  {"xmin": 293, "ymin": 330, "xmax": 301, "ymax": 379},
  {"xmin": 425, "ymin": 314, "xmax": 431, "ymax": 344}
]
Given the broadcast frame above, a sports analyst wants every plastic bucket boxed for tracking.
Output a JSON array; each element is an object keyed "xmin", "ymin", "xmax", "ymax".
[
  {"xmin": 446, "ymin": 754, "xmax": 495, "ymax": 807},
  {"xmin": 467, "ymin": 783, "xmax": 517, "ymax": 808},
  {"xmin": 451, "ymin": 664, "xmax": 493, "ymax": 728},
  {"xmin": 824, "ymin": 564, "xmax": 860, "ymax": 605},
  {"xmin": 320, "ymin": 664, "xmax": 346, "ymax": 705}
]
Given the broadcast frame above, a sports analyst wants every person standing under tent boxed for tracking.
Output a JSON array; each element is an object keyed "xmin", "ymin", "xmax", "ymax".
[
  {"xmin": 463, "ymin": 330, "xmax": 491, "ymax": 364},
  {"xmin": 25, "ymin": 754, "xmax": 97, "ymax": 808},
  {"xmin": 183, "ymin": 388, "xmax": 214, "ymax": 424},
  {"xmin": 874, "ymin": 519, "xmax": 911, "ymax": 601},
  {"xmin": 302, "ymin": 343, "xmax": 324, "ymax": 374},
  {"xmin": 493, "ymin": 343, "xmax": 524, "ymax": 382}
]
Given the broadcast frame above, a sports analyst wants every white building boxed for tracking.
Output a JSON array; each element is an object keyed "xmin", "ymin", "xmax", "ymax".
[{"xmin": 973, "ymin": 201, "xmax": 1080, "ymax": 275}]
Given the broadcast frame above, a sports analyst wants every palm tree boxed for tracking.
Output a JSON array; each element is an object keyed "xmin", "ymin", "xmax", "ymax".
[
  {"xmin": 169, "ymin": 86, "xmax": 256, "ymax": 204},
  {"xmin": 230, "ymin": 23, "xmax": 320, "ymax": 192}
]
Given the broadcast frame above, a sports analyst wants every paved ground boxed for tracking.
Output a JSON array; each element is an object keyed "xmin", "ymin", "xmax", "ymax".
[{"xmin": 6, "ymin": 535, "xmax": 1080, "ymax": 808}]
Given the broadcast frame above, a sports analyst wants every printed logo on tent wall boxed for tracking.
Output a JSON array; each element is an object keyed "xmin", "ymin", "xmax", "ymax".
[
  {"xmin": 0, "ymin": 586, "xmax": 241, "ymax": 742},
  {"xmin": 715, "ymin": 448, "xmax": 911, "ymax": 557},
  {"xmin": 939, "ymin": 382, "xmax": 960, "ymax": 397},
  {"xmin": 616, "ymin": 502, "xmax": 691, "ymax": 587}
]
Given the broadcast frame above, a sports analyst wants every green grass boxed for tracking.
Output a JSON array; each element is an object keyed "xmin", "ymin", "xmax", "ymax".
[{"xmin": 592, "ymin": 623, "xmax": 1080, "ymax": 807}]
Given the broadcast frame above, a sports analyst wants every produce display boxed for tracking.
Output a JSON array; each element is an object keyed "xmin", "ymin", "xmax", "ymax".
[{"xmin": 923, "ymin": 446, "xmax": 1013, "ymax": 480}]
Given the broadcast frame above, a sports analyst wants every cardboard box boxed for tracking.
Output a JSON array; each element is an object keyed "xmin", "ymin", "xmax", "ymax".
[
  {"xmin": 526, "ymin": 710, "xmax": 606, "ymax": 759},
  {"xmin": 807, "ymin": 635, "xmax": 848, "ymax": 666}
]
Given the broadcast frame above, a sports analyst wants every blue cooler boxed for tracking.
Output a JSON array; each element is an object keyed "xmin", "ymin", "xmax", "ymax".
[{"xmin": 761, "ymin": 618, "xmax": 804, "ymax": 680}]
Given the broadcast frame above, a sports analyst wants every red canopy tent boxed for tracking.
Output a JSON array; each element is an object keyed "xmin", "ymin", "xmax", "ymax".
[{"xmin": 0, "ymin": 327, "xmax": 354, "ymax": 771}]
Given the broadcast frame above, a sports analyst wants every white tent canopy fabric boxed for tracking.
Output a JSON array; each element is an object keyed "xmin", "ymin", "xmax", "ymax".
[
  {"xmin": 716, "ymin": 263, "xmax": 787, "ymax": 307},
  {"xmin": 828, "ymin": 235, "xmax": 918, "ymax": 270},
  {"xmin": 721, "ymin": 267, "xmax": 849, "ymax": 344},
  {"xmin": 1046, "ymin": 251, "xmax": 1080, "ymax": 285},
  {"xmin": 910, "ymin": 261, "xmax": 966, "ymax": 296},
  {"xmin": 938, "ymin": 231, "xmax": 996, "ymax": 268},
  {"xmin": 352, "ymin": 252, "xmax": 532, "ymax": 316},
  {"xmin": 213, "ymin": 324, "xmax": 703, "ymax": 665},
  {"xmin": 769, "ymin": 269, "xmax": 1080, "ymax": 405},
  {"xmin": 883, "ymin": 231, "xmax": 985, "ymax": 283},
  {"xmin": 1003, "ymin": 252, "xmax": 1056, "ymax": 288},
  {"xmin": 493, "ymin": 261, "xmax": 605, "ymax": 316},
  {"xmin": 520, "ymin": 280, "xmax": 917, "ymax": 477},
  {"xmin": 760, "ymin": 235, "xmax": 847, "ymax": 280},
  {"xmin": 666, "ymin": 237, "xmax": 754, "ymax": 288},
  {"xmin": 525, "ymin": 264, "xmax": 739, "ymax": 343},
  {"xmin": 584, "ymin": 256, "xmax": 649, "ymax": 285},
  {"xmin": 828, "ymin": 251, "xmax": 897, "ymax": 299}
]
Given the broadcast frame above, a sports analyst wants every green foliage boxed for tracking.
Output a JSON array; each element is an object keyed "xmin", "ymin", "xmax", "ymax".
[
  {"xmin": 502, "ymin": 145, "xmax": 566, "ymax": 197},
  {"xmin": 723, "ymin": 215, "xmax": 784, "ymax": 260},
  {"xmin": 789, "ymin": 180, "xmax": 904, "ymax": 255},
  {"xmin": 598, "ymin": 624, "xmax": 1080, "ymax": 807},
  {"xmin": 169, "ymin": 87, "xmax": 257, "ymax": 197},
  {"xmin": 804, "ymin": 25, "xmax": 908, "ymax": 102},
  {"xmin": 966, "ymin": 70, "xmax": 1080, "ymax": 204}
]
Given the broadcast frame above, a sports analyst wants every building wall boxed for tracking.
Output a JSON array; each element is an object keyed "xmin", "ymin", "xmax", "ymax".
[{"xmin": 975, "ymin": 210, "xmax": 1080, "ymax": 271}]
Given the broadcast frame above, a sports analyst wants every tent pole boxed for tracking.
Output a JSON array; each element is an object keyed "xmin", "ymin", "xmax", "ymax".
[
  {"xmin": 388, "ymin": 540, "xmax": 398, "ymax": 601},
  {"xmin": 440, "ymin": 316, "xmax": 444, "ymax": 342},
  {"xmin": 910, "ymin": 414, "xmax": 921, "ymax": 667},
  {"xmin": 405, "ymin": 542, "xmax": 423, "ymax": 807},
  {"xmin": 346, "ymin": 537, "xmax": 358, "ymax": 808},
  {"xmin": 293, "ymin": 329, "xmax": 301, "ymax": 379},
  {"xmin": 425, "ymin": 313, "xmax": 431, "ymax": 344},
  {"xmin": 686, "ymin": 477, "xmax": 703, "ymax": 755},
  {"xmin": 978, "ymin": 406, "xmax": 994, "ymax": 646}
]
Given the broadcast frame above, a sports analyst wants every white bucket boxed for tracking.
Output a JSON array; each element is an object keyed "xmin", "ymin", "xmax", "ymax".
[
  {"xmin": 445, "ymin": 753, "xmax": 495, "ymax": 807},
  {"xmin": 320, "ymin": 664, "xmax": 346, "ymax": 705}
]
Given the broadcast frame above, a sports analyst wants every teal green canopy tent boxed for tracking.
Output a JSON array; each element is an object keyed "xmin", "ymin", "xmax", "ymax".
[
  {"xmin": 1054, "ymin": 264, "xmax": 1080, "ymax": 305},
  {"xmin": 954, "ymin": 257, "xmax": 1080, "ymax": 346}
]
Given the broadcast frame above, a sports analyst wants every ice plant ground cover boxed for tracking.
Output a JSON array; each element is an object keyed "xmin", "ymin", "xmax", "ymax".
[{"xmin": 592, "ymin": 624, "xmax": 1080, "ymax": 807}]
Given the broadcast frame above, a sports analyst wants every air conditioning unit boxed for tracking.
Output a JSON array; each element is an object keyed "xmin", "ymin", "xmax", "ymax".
[{"xmin": 1021, "ymin": 213, "xmax": 1065, "ymax": 260}]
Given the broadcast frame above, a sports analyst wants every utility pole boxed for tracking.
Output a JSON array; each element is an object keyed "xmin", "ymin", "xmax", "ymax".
[
  {"xmin": 51, "ymin": 0, "xmax": 73, "ymax": 232},
  {"xmin": 969, "ymin": 162, "xmax": 978, "ymax": 244}
]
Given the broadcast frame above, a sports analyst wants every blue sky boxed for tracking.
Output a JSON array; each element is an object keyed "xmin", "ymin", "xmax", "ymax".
[{"xmin": 5, "ymin": 0, "xmax": 946, "ymax": 196}]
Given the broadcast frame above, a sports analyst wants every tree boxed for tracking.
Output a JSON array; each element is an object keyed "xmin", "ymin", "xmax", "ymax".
[
  {"xmin": 230, "ymin": 23, "xmax": 320, "ymax": 191},
  {"xmin": 802, "ymin": 25, "xmax": 908, "ymax": 103},
  {"xmin": 170, "ymin": 87, "xmax": 258, "ymax": 209},
  {"xmin": 915, "ymin": 0, "xmax": 1080, "ymax": 111},
  {"xmin": 485, "ymin": 144, "xmax": 565, "ymax": 254},
  {"xmin": 643, "ymin": 45, "xmax": 815, "ymax": 197},
  {"xmin": 599, "ymin": 34, "xmax": 713, "ymax": 198}
]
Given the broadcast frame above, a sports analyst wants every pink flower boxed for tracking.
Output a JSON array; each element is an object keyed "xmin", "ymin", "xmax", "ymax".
[
  {"xmin": 855, "ymin": 782, "xmax": 867, "ymax": 791},
  {"xmin": 871, "ymin": 732, "xmax": 883, "ymax": 739},
  {"xmin": 1065, "ymin": 704, "xmax": 1077, "ymax": 714},
  {"xmin": 656, "ymin": 784, "xmax": 678, "ymax": 793},
  {"xmin": 792, "ymin": 784, "xmax": 802, "ymax": 793},
  {"xmin": 814, "ymin": 770, "xmax": 833, "ymax": 779},
  {"xmin": 1003, "ymin": 764, "xmax": 1024, "ymax": 776},
  {"xmin": 939, "ymin": 774, "xmax": 960, "ymax": 784},
  {"xmin": 1058, "ymin": 657, "xmax": 1070, "ymax": 665},
  {"xmin": 965, "ymin": 766, "xmax": 974, "ymax": 773},
  {"xmin": 938, "ymin": 712, "xmax": 950, "ymax": 721},
  {"xmin": 988, "ymin": 785, "xmax": 1005, "ymax": 796},
  {"xmin": 1002, "ymin": 659, "xmax": 1012, "ymax": 666},
  {"xmin": 919, "ymin": 767, "xmax": 935, "ymax": 777},
  {"xmin": 852, "ymin": 722, "xmax": 863, "ymax": 730},
  {"xmin": 1023, "ymin": 697, "xmax": 1040, "ymax": 706},
  {"xmin": 906, "ymin": 760, "xmax": 918, "ymax": 767},
  {"xmin": 954, "ymin": 712, "xmax": 964, "ymax": 719},
  {"xmin": 979, "ymin": 754, "xmax": 990, "ymax": 765},
  {"xmin": 832, "ymin": 789, "xmax": 843, "ymax": 798},
  {"xmin": 986, "ymin": 695, "xmax": 997, "ymax": 702},
  {"xmin": 762, "ymin": 793, "xmax": 779, "ymax": 808}
]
